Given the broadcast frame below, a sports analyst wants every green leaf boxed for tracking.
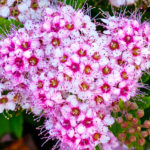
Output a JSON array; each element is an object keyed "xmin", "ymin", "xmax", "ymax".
[
  {"xmin": 0, "ymin": 112, "xmax": 23, "ymax": 138},
  {"xmin": 9, "ymin": 113, "xmax": 23, "ymax": 138},
  {"xmin": 59, "ymin": 0, "xmax": 86, "ymax": 10},
  {"xmin": 141, "ymin": 73, "xmax": 150, "ymax": 83},
  {"xmin": 95, "ymin": 144, "xmax": 103, "ymax": 150},
  {"xmin": 0, "ymin": 114, "xmax": 11, "ymax": 138},
  {"xmin": 109, "ymin": 121, "xmax": 123, "ymax": 137},
  {"xmin": 118, "ymin": 99, "xmax": 125, "ymax": 110},
  {"xmin": 0, "ymin": 17, "xmax": 23, "ymax": 37},
  {"xmin": 136, "ymin": 97, "xmax": 150, "ymax": 109}
]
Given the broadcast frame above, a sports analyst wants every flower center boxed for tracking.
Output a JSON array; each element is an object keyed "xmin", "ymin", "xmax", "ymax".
[
  {"xmin": 102, "ymin": 66, "xmax": 111, "ymax": 75},
  {"xmin": 13, "ymin": 0, "xmax": 23, "ymax": 6},
  {"xmin": 132, "ymin": 47, "xmax": 140, "ymax": 56},
  {"xmin": 98, "ymin": 112, "xmax": 105, "ymax": 119},
  {"xmin": 77, "ymin": 49, "xmax": 86, "ymax": 57},
  {"xmin": 0, "ymin": 97, "xmax": 8, "ymax": 104},
  {"xmin": 49, "ymin": 78, "xmax": 58, "ymax": 88},
  {"xmin": 37, "ymin": 81, "xmax": 43, "ymax": 89},
  {"xmin": 62, "ymin": 120, "xmax": 71, "ymax": 129},
  {"xmin": 11, "ymin": 9, "xmax": 19, "ymax": 17},
  {"xmin": 80, "ymin": 139, "xmax": 89, "ymax": 146},
  {"xmin": 70, "ymin": 63, "xmax": 79, "ymax": 72},
  {"xmin": 66, "ymin": 23, "xmax": 74, "ymax": 30},
  {"xmin": 120, "ymin": 87, "xmax": 129, "ymax": 96},
  {"xmin": 95, "ymin": 95, "xmax": 104, "ymax": 104},
  {"xmin": 121, "ymin": 71, "xmax": 128, "ymax": 80},
  {"xmin": 84, "ymin": 65, "xmax": 92, "ymax": 75},
  {"xmin": 0, "ymin": 0, "xmax": 6, "ymax": 5},
  {"xmin": 13, "ymin": 71, "xmax": 21, "ymax": 77},
  {"xmin": 124, "ymin": 35, "xmax": 132, "ymax": 43},
  {"xmin": 80, "ymin": 82, "xmax": 89, "ymax": 91},
  {"xmin": 51, "ymin": 38, "xmax": 60, "ymax": 46},
  {"xmin": 109, "ymin": 41, "xmax": 119, "ymax": 50},
  {"xmin": 64, "ymin": 74, "xmax": 72, "ymax": 81},
  {"xmin": 21, "ymin": 42, "xmax": 30, "ymax": 50},
  {"xmin": 51, "ymin": 23, "xmax": 60, "ymax": 32},
  {"xmin": 93, "ymin": 133, "xmax": 101, "ymax": 140},
  {"xmin": 101, "ymin": 83, "xmax": 110, "ymax": 93},
  {"xmin": 8, "ymin": 42, "xmax": 15, "ymax": 51},
  {"xmin": 31, "ymin": 1, "xmax": 38, "ymax": 10},
  {"xmin": 72, "ymin": 108, "xmax": 80, "ymax": 116},
  {"xmin": 60, "ymin": 55, "xmax": 68, "ymax": 63},
  {"xmin": 14, "ymin": 57, "xmax": 24, "ymax": 67},
  {"xmin": 28, "ymin": 56, "xmax": 38, "ymax": 66},
  {"xmin": 92, "ymin": 52, "xmax": 100, "ymax": 60},
  {"xmin": 117, "ymin": 59, "xmax": 126, "ymax": 66},
  {"xmin": 83, "ymin": 118, "xmax": 93, "ymax": 127}
]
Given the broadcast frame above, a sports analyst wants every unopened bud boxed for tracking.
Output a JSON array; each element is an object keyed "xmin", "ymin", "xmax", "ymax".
[
  {"xmin": 124, "ymin": 101, "xmax": 131, "ymax": 108},
  {"xmin": 136, "ymin": 126, "xmax": 141, "ymax": 132},
  {"xmin": 125, "ymin": 113, "xmax": 133, "ymax": 121},
  {"xmin": 141, "ymin": 131, "xmax": 148, "ymax": 138},
  {"xmin": 118, "ymin": 133, "xmax": 126, "ymax": 142},
  {"xmin": 128, "ymin": 128, "xmax": 135, "ymax": 134},
  {"xmin": 144, "ymin": 120, "xmax": 150, "ymax": 128},
  {"xmin": 113, "ymin": 105, "xmax": 120, "ymax": 113},
  {"xmin": 138, "ymin": 138, "xmax": 146, "ymax": 146},
  {"xmin": 132, "ymin": 118, "xmax": 138, "ymax": 125},
  {"xmin": 147, "ymin": 128, "xmax": 150, "ymax": 135},
  {"xmin": 121, "ymin": 122, "xmax": 128, "ymax": 129},
  {"xmin": 125, "ymin": 140, "xmax": 131, "ymax": 146},
  {"xmin": 129, "ymin": 135, "xmax": 136, "ymax": 142},
  {"xmin": 116, "ymin": 117, "xmax": 123, "ymax": 124},
  {"xmin": 130, "ymin": 102, "xmax": 138, "ymax": 110},
  {"xmin": 137, "ymin": 109, "xmax": 144, "ymax": 118}
]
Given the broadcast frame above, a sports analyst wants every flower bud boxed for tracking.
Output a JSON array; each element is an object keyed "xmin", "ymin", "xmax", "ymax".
[
  {"xmin": 125, "ymin": 140, "xmax": 131, "ymax": 146},
  {"xmin": 144, "ymin": 120, "xmax": 150, "ymax": 128},
  {"xmin": 125, "ymin": 113, "xmax": 133, "ymax": 121},
  {"xmin": 138, "ymin": 138, "xmax": 146, "ymax": 146},
  {"xmin": 147, "ymin": 128, "xmax": 150, "ymax": 135},
  {"xmin": 128, "ymin": 128, "xmax": 135, "ymax": 134},
  {"xmin": 116, "ymin": 117, "xmax": 123, "ymax": 124},
  {"xmin": 136, "ymin": 126, "xmax": 141, "ymax": 132},
  {"xmin": 121, "ymin": 122, "xmax": 128, "ymax": 128},
  {"xmin": 129, "ymin": 135, "xmax": 136, "ymax": 142},
  {"xmin": 124, "ymin": 101, "xmax": 131, "ymax": 108},
  {"xmin": 113, "ymin": 105, "xmax": 120, "ymax": 113},
  {"xmin": 129, "ymin": 102, "xmax": 138, "ymax": 110},
  {"xmin": 141, "ymin": 131, "xmax": 148, "ymax": 138},
  {"xmin": 118, "ymin": 133, "xmax": 126, "ymax": 142},
  {"xmin": 137, "ymin": 109, "xmax": 144, "ymax": 118},
  {"xmin": 132, "ymin": 118, "xmax": 138, "ymax": 125}
]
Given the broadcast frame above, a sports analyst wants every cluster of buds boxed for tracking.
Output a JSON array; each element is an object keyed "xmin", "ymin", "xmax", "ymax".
[{"xmin": 112, "ymin": 100, "xmax": 150, "ymax": 148}]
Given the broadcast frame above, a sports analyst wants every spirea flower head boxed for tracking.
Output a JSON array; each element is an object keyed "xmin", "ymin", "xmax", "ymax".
[
  {"xmin": 0, "ymin": 0, "xmax": 51, "ymax": 23},
  {"xmin": 1, "ymin": 2, "xmax": 150, "ymax": 150}
]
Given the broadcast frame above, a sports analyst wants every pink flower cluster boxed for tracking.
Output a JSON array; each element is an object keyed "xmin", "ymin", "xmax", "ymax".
[
  {"xmin": 0, "ymin": 3, "xmax": 150, "ymax": 150},
  {"xmin": 0, "ymin": 0, "xmax": 51, "ymax": 23}
]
